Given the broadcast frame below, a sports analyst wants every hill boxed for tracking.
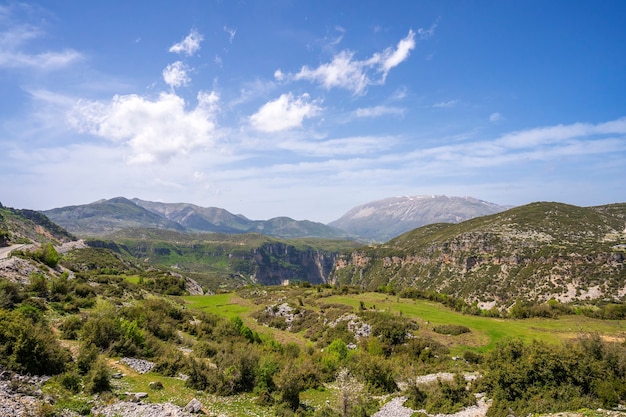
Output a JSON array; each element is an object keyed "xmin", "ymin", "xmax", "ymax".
[
  {"xmin": 328, "ymin": 195, "xmax": 509, "ymax": 242},
  {"xmin": 331, "ymin": 201, "xmax": 626, "ymax": 307},
  {"xmin": 44, "ymin": 197, "xmax": 352, "ymax": 240},
  {"xmin": 0, "ymin": 202, "xmax": 74, "ymax": 246}
]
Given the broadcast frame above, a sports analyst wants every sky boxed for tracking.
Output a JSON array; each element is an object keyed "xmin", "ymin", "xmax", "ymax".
[{"xmin": 1, "ymin": 0, "xmax": 625, "ymax": 223}]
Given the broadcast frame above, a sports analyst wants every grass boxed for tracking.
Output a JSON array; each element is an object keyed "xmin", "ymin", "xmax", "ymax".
[
  {"xmin": 123, "ymin": 274, "xmax": 141, "ymax": 284},
  {"xmin": 181, "ymin": 293, "xmax": 252, "ymax": 319},
  {"xmin": 324, "ymin": 293, "xmax": 626, "ymax": 353},
  {"xmin": 181, "ymin": 289, "xmax": 626, "ymax": 356}
]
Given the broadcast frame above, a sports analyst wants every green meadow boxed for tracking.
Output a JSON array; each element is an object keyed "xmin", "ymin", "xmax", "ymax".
[{"xmin": 182, "ymin": 289, "xmax": 626, "ymax": 355}]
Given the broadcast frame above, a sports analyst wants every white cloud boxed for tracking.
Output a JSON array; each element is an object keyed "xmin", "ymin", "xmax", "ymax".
[
  {"xmin": 497, "ymin": 118, "xmax": 626, "ymax": 149},
  {"xmin": 69, "ymin": 91, "xmax": 221, "ymax": 164},
  {"xmin": 291, "ymin": 29, "xmax": 417, "ymax": 95},
  {"xmin": 278, "ymin": 135, "xmax": 396, "ymax": 156},
  {"xmin": 169, "ymin": 29, "xmax": 203, "ymax": 56},
  {"xmin": 295, "ymin": 50, "xmax": 369, "ymax": 94},
  {"xmin": 162, "ymin": 61, "xmax": 191, "ymax": 89},
  {"xmin": 374, "ymin": 29, "xmax": 416, "ymax": 79},
  {"xmin": 432, "ymin": 100, "xmax": 459, "ymax": 108},
  {"xmin": 250, "ymin": 93, "xmax": 322, "ymax": 132},
  {"xmin": 353, "ymin": 105, "xmax": 405, "ymax": 118},
  {"xmin": 489, "ymin": 112, "xmax": 503, "ymax": 122},
  {"xmin": 0, "ymin": 21, "xmax": 82, "ymax": 70},
  {"xmin": 224, "ymin": 26, "xmax": 237, "ymax": 43},
  {"xmin": 396, "ymin": 118, "xmax": 626, "ymax": 172},
  {"xmin": 417, "ymin": 19, "xmax": 439, "ymax": 40}
]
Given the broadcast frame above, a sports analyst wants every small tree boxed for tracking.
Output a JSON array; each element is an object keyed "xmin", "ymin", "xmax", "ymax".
[
  {"xmin": 84, "ymin": 356, "xmax": 111, "ymax": 394},
  {"xmin": 39, "ymin": 243, "xmax": 60, "ymax": 267},
  {"xmin": 275, "ymin": 364, "xmax": 305, "ymax": 411}
]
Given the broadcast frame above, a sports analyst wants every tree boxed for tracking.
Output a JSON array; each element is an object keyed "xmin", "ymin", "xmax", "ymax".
[
  {"xmin": 275, "ymin": 364, "xmax": 306, "ymax": 411},
  {"xmin": 84, "ymin": 356, "xmax": 111, "ymax": 394}
]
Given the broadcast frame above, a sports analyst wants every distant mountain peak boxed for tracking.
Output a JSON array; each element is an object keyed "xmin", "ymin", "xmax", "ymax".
[{"xmin": 329, "ymin": 195, "xmax": 510, "ymax": 242}]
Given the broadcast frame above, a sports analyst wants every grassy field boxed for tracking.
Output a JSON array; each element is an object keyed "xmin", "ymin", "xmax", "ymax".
[
  {"xmin": 181, "ymin": 292, "xmax": 252, "ymax": 319},
  {"xmin": 325, "ymin": 293, "xmax": 626, "ymax": 353},
  {"xmin": 182, "ymin": 290, "xmax": 626, "ymax": 356}
]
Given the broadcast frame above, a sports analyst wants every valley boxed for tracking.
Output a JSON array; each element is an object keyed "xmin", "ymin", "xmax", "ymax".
[{"xmin": 1, "ymin": 198, "xmax": 626, "ymax": 416}]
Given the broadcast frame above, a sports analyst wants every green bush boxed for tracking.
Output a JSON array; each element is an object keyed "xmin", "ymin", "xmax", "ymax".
[
  {"xmin": 84, "ymin": 357, "xmax": 111, "ymax": 394},
  {"xmin": 432, "ymin": 324, "xmax": 470, "ymax": 336},
  {"xmin": 0, "ymin": 309, "xmax": 70, "ymax": 375},
  {"xmin": 481, "ymin": 336, "xmax": 626, "ymax": 416},
  {"xmin": 60, "ymin": 315, "xmax": 84, "ymax": 340},
  {"xmin": 59, "ymin": 371, "xmax": 82, "ymax": 393}
]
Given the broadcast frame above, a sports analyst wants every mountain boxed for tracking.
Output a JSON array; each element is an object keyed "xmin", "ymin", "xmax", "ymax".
[
  {"xmin": 44, "ymin": 197, "xmax": 352, "ymax": 240},
  {"xmin": 0, "ymin": 202, "xmax": 74, "ymax": 246},
  {"xmin": 132, "ymin": 198, "xmax": 252, "ymax": 233},
  {"xmin": 331, "ymin": 201, "xmax": 626, "ymax": 307},
  {"xmin": 42, "ymin": 197, "xmax": 185, "ymax": 236},
  {"xmin": 328, "ymin": 195, "xmax": 510, "ymax": 242}
]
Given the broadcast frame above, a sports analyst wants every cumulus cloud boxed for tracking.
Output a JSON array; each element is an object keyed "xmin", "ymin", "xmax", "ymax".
[
  {"xmin": 433, "ymin": 100, "xmax": 459, "ymax": 108},
  {"xmin": 169, "ymin": 29, "xmax": 203, "ymax": 56},
  {"xmin": 291, "ymin": 29, "xmax": 416, "ymax": 95},
  {"xmin": 69, "ymin": 91, "xmax": 220, "ymax": 164},
  {"xmin": 162, "ymin": 61, "xmax": 190, "ymax": 89},
  {"xmin": 250, "ymin": 93, "xmax": 322, "ymax": 132}
]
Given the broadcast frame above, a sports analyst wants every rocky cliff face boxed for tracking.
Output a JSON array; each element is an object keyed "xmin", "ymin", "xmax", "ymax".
[
  {"xmin": 252, "ymin": 242, "xmax": 337, "ymax": 285},
  {"xmin": 331, "ymin": 202, "xmax": 626, "ymax": 307}
]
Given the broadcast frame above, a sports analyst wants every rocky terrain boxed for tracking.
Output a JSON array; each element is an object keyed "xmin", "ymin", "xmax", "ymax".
[{"xmin": 332, "ymin": 202, "xmax": 626, "ymax": 305}]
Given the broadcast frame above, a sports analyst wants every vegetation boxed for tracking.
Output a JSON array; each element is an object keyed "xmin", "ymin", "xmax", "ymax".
[{"xmin": 1, "ymin": 201, "xmax": 626, "ymax": 416}]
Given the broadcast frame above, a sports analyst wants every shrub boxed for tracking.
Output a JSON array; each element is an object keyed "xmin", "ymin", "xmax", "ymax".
[
  {"xmin": 0, "ymin": 310, "xmax": 70, "ymax": 375},
  {"xmin": 462, "ymin": 350, "xmax": 484, "ymax": 364},
  {"xmin": 432, "ymin": 324, "xmax": 470, "ymax": 336},
  {"xmin": 481, "ymin": 337, "xmax": 626, "ymax": 416},
  {"xmin": 353, "ymin": 353, "xmax": 397, "ymax": 394},
  {"xmin": 60, "ymin": 315, "xmax": 84, "ymax": 340},
  {"xmin": 77, "ymin": 343, "xmax": 99, "ymax": 375},
  {"xmin": 84, "ymin": 357, "xmax": 111, "ymax": 394},
  {"xmin": 59, "ymin": 371, "xmax": 82, "ymax": 393}
]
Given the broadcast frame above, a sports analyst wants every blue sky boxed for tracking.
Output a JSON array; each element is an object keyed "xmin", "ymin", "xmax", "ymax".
[{"xmin": 1, "ymin": 1, "xmax": 625, "ymax": 223}]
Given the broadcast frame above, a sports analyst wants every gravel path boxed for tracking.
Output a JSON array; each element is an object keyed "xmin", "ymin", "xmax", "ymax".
[
  {"xmin": 372, "ymin": 397, "xmax": 415, "ymax": 417},
  {"xmin": 373, "ymin": 394, "xmax": 490, "ymax": 417},
  {"xmin": 92, "ymin": 401, "xmax": 196, "ymax": 417}
]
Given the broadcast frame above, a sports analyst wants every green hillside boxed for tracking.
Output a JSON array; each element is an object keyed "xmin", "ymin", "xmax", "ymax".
[{"xmin": 332, "ymin": 202, "xmax": 626, "ymax": 306}]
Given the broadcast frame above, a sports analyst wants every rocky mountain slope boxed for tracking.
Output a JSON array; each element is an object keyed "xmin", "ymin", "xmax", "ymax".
[
  {"xmin": 331, "ymin": 201, "xmax": 626, "ymax": 307},
  {"xmin": 44, "ymin": 197, "xmax": 352, "ymax": 240},
  {"xmin": 0, "ymin": 202, "xmax": 74, "ymax": 246},
  {"xmin": 43, "ymin": 197, "xmax": 185, "ymax": 236},
  {"xmin": 328, "ymin": 195, "xmax": 509, "ymax": 242}
]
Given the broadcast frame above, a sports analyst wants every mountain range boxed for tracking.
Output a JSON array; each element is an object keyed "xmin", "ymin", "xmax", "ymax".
[
  {"xmin": 42, "ymin": 195, "xmax": 510, "ymax": 242},
  {"xmin": 42, "ymin": 197, "xmax": 353, "ymax": 240},
  {"xmin": 4, "ymin": 198, "xmax": 626, "ymax": 305}
]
